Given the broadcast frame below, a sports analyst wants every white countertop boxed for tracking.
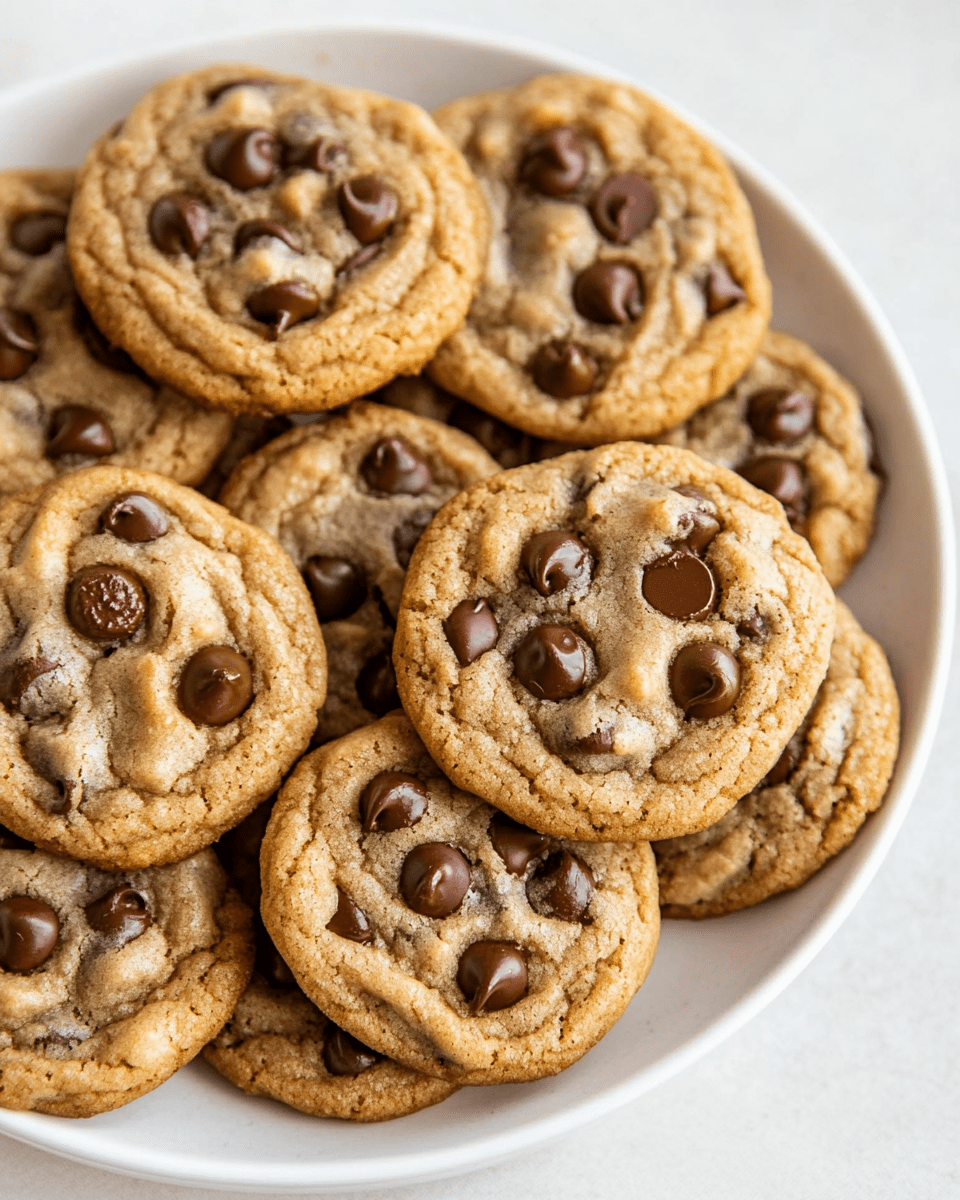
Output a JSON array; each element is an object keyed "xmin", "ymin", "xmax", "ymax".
[{"xmin": 2, "ymin": 2, "xmax": 959, "ymax": 1197}]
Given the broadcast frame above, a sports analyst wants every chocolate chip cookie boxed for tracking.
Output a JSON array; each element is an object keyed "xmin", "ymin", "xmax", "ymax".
[
  {"xmin": 259, "ymin": 712, "xmax": 660, "ymax": 1085},
  {"xmin": 219, "ymin": 402, "xmax": 497, "ymax": 744},
  {"xmin": 654, "ymin": 600, "xmax": 899, "ymax": 917},
  {"xmin": 428, "ymin": 73, "xmax": 771, "ymax": 444},
  {"xmin": 657, "ymin": 331, "xmax": 881, "ymax": 586},
  {"xmin": 0, "ymin": 465, "xmax": 327, "ymax": 870},
  {"xmin": 68, "ymin": 65, "xmax": 488, "ymax": 415},
  {"xmin": 0, "ymin": 169, "xmax": 233, "ymax": 500},
  {"xmin": 0, "ymin": 842, "xmax": 253, "ymax": 1117},
  {"xmin": 393, "ymin": 442, "xmax": 836, "ymax": 842}
]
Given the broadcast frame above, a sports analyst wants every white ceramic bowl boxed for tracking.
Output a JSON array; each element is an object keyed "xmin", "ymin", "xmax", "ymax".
[{"xmin": 0, "ymin": 24, "xmax": 953, "ymax": 1195}]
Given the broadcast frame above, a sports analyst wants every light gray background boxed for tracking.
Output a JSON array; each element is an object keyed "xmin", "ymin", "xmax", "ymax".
[{"xmin": 2, "ymin": 2, "xmax": 959, "ymax": 1197}]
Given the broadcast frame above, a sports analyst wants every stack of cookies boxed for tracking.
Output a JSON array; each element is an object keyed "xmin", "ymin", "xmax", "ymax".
[{"xmin": 0, "ymin": 64, "xmax": 898, "ymax": 1123}]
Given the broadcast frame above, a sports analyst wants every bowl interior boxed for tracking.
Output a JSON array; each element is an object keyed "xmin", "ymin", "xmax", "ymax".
[{"xmin": 0, "ymin": 25, "xmax": 952, "ymax": 1194}]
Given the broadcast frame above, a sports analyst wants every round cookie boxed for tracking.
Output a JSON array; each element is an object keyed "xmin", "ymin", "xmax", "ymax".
[
  {"xmin": 219, "ymin": 402, "xmax": 498, "ymax": 744},
  {"xmin": 205, "ymin": 799, "xmax": 458, "ymax": 1121},
  {"xmin": 428, "ymin": 73, "xmax": 771, "ymax": 444},
  {"xmin": 0, "ymin": 465, "xmax": 327, "ymax": 870},
  {"xmin": 394, "ymin": 442, "xmax": 836, "ymax": 843},
  {"xmin": 0, "ymin": 842, "xmax": 253, "ymax": 1117},
  {"xmin": 656, "ymin": 330, "xmax": 881, "ymax": 586},
  {"xmin": 0, "ymin": 169, "xmax": 233, "ymax": 500},
  {"xmin": 68, "ymin": 65, "xmax": 488, "ymax": 414},
  {"xmin": 654, "ymin": 600, "xmax": 899, "ymax": 917},
  {"xmin": 260, "ymin": 712, "xmax": 660, "ymax": 1086}
]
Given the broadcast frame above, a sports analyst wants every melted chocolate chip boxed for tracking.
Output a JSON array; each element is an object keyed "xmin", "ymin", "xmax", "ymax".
[
  {"xmin": 338, "ymin": 177, "xmax": 398, "ymax": 244},
  {"xmin": 0, "ymin": 895, "xmax": 60, "ymax": 972},
  {"xmin": 573, "ymin": 262, "xmax": 644, "ymax": 324},
  {"xmin": 338, "ymin": 243, "xmax": 381, "ymax": 277},
  {"xmin": 4, "ymin": 656, "xmax": 56, "ymax": 707},
  {"xmin": 0, "ymin": 822, "xmax": 31, "ymax": 851},
  {"xmin": 443, "ymin": 598, "xmax": 498, "ymax": 666},
  {"xmin": 642, "ymin": 550, "xmax": 718, "ymax": 621},
  {"xmin": 400, "ymin": 842, "xmax": 471, "ymax": 918},
  {"xmin": 11, "ymin": 212, "xmax": 67, "ymax": 255},
  {"xmin": 530, "ymin": 340, "xmax": 599, "ymax": 399},
  {"xmin": 570, "ymin": 725, "xmax": 615, "ymax": 754},
  {"xmin": 449, "ymin": 401, "xmax": 533, "ymax": 467},
  {"xmin": 46, "ymin": 406, "xmax": 115, "ymax": 458},
  {"xmin": 178, "ymin": 645, "xmax": 253, "ymax": 726},
  {"xmin": 680, "ymin": 510, "xmax": 721, "ymax": 555},
  {"xmin": 149, "ymin": 193, "xmax": 210, "ymax": 257},
  {"xmin": 527, "ymin": 850, "xmax": 595, "ymax": 923},
  {"xmin": 737, "ymin": 610, "xmax": 765, "ymax": 640},
  {"xmin": 247, "ymin": 281, "xmax": 319, "ymax": 338},
  {"xmin": 521, "ymin": 531, "xmax": 590, "ymax": 596},
  {"xmin": 205, "ymin": 127, "xmax": 278, "ymax": 190},
  {"xmin": 739, "ymin": 456, "xmax": 807, "ymax": 528},
  {"xmin": 590, "ymin": 173, "xmax": 657, "ymax": 243},
  {"xmin": 234, "ymin": 219, "xmax": 303, "ymax": 256},
  {"xmin": 520, "ymin": 128, "xmax": 587, "ymax": 197},
  {"xmin": 670, "ymin": 643, "xmax": 741, "ymax": 719},
  {"xmin": 0, "ymin": 307, "xmax": 39, "ymax": 380},
  {"xmin": 100, "ymin": 493, "xmax": 169, "ymax": 543},
  {"xmin": 326, "ymin": 887, "xmax": 374, "ymax": 943},
  {"xmin": 284, "ymin": 136, "xmax": 345, "ymax": 173},
  {"xmin": 514, "ymin": 625, "xmax": 586, "ymax": 700},
  {"xmin": 355, "ymin": 650, "xmax": 400, "ymax": 716},
  {"xmin": 393, "ymin": 509, "xmax": 433, "ymax": 569},
  {"xmin": 85, "ymin": 887, "xmax": 151, "ymax": 941},
  {"xmin": 303, "ymin": 557, "xmax": 366, "ymax": 623},
  {"xmin": 360, "ymin": 436, "xmax": 431, "ymax": 495},
  {"xmin": 763, "ymin": 736, "xmax": 802, "ymax": 786},
  {"xmin": 257, "ymin": 929, "xmax": 298, "ymax": 989},
  {"xmin": 705, "ymin": 263, "xmax": 746, "ymax": 315},
  {"xmin": 323, "ymin": 1025, "xmax": 381, "ymax": 1076},
  {"xmin": 488, "ymin": 812, "xmax": 548, "ymax": 876},
  {"xmin": 457, "ymin": 941, "xmax": 528, "ymax": 1015},
  {"xmin": 67, "ymin": 566, "xmax": 146, "ymax": 641},
  {"xmin": 359, "ymin": 771, "xmax": 428, "ymax": 833},
  {"xmin": 746, "ymin": 389, "xmax": 815, "ymax": 444}
]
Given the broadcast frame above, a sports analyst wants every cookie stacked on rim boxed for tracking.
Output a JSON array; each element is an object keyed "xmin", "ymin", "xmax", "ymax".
[{"xmin": 0, "ymin": 62, "xmax": 897, "ymax": 1123}]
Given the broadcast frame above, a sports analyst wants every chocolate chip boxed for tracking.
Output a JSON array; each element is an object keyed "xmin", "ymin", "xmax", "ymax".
[
  {"xmin": 323, "ymin": 1024, "xmax": 381, "ymax": 1076},
  {"xmin": 207, "ymin": 78, "xmax": 275, "ymax": 104},
  {"xmin": 284, "ymin": 136, "xmax": 345, "ymax": 172},
  {"xmin": 672, "ymin": 486, "xmax": 721, "ymax": 554},
  {"xmin": 0, "ymin": 823, "xmax": 31, "ymax": 851},
  {"xmin": 763, "ymin": 736, "xmax": 802, "ymax": 786},
  {"xmin": 570, "ymin": 725, "xmax": 615, "ymax": 754},
  {"xmin": 234, "ymin": 219, "xmax": 303, "ymax": 256},
  {"xmin": 705, "ymin": 263, "xmax": 746, "ymax": 315},
  {"xmin": 46, "ymin": 406, "xmax": 115, "ymax": 458},
  {"xmin": 738, "ymin": 610, "xmax": 765, "ymax": 640},
  {"xmin": 573, "ymin": 262, "xmax": 644, "ymax": 324},
  {"xmin": 205, "ymin": 127, "xmax": 278, "ymax": 190},
  {"xmin": 0, "ymin": 307, "xmax": 39, "ymax": 380},
  {"xmin": 359, "ymin": 771, "xmax": 428, "ymax": 833},
  {"xmin": 246, "ymin": 281, "xmax": 319, "ymax": 339},
  {"xmin": 0, "ymin": 895, "xmax": 60, "ymax": 972},
  {"xmin": 443, "ymin": 598, "xmax": 498, "ymax": 667},
  {"xmin": 739, "ymin": 456, "xmax": 807, "ymax": 529},
  {"xmin": 4, "ymin": 656, "xmax": 56, "ymax": 707},
  {"xmin": 457, "ymin": 941, "xmax": 528, "ymax": 1014},
  {"xmin": 85, "ymin": 886, "xmax": 151, "ymax": 941},
  {"xmin": 393, "ymin": 509, "xmax": 433, "ymax": 569},
  {"xmin": 355, "ymin": 650, "xmax": 400, "ymax": 716},
  {"xmin": 746, "ymin": 389, "xmax": 815, "ymax": 444},
  {"xmin": 530, "ymin": 340, "xmax": 599, "ymax": 399},
  {"xmin": 11, "ymin": 212, "xmax": 67, "ymax": 255},
  {"xmin": 257, "ymin": 928, "xmax": 298, "ymax": 989},
  {"xmin": 338, "ymin": 243, "xmax": 382, "ymax": 278},
  {"xmin": 590, "ymin": 173, "xmax": 657, "ymax": 243},
  {"xmin": 148, "ymin": 193, "xmax": 210, "ymax": 257},
  {"xmin": 521, "ymin": 531, "xmax": 590, "ymax": 596},
  {"xmin": 642, "ymin": 550, "xmax": 718, "ymax": 621},
  {"xmin": 303, "ymin": 557, "xmax": 365, "ymax": 623},
  {"xmin": 74, "ymin": 303, "xmax": 145, "ymax": 377},
  {"xmin": 360, "ymin": 436, "xmax": 431, "ymax": 495},
  {"xmin": 67, "ymin": 566, "xmax": 146, "ymax": 642},
  {"xmin": 53, "ymin": 779, "xmax": 80, "ymax": 814},
  {"xmin": 488, "ymin": 812, "xmax": 548, "ymax": 876},
  {"xmin": 400, "ymin": 842, "xmax": 471, "ymax": 918},
  {"xmin": 514, "ymin": 625, "xmax": 587, "ymax": 701},
  {"xmin": 338, "ymin": 176, "xmax": 398, "ymax": 244},
  {"xmin": 527, "ymin": 850, "xmax": 595, "ymax": 923},
  {"xmin": 449, "ymin": 401, "xmax": 533, "ymax": 466},
  {"xmin": 178, "ymin": 645, "xmax": 253, "ymax": 726},
  {"xmin": 519, "ymin": 128, "xmax": 587, "ymax": 197},
  {"xmin": 670, "ymin": 643, "xmax": 741, "ymax": 719},
  {"xmin": 325, "ymin": 886, "xmax": 374, "ymax": 943},
  {"xmin": 100, "ymin": 493, "xmax": 169, "ymax": 543}
]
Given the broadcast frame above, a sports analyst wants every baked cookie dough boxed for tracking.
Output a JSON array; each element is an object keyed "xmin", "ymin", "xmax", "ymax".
[
  {"xmin": 394, "ymin": 442, "xmax": 835, "ymax": 842},
  {"xmin": 657, "ymin": 331, "xmax": 881, "ymax": 586},
  {"xmin": 205, "ymin": 799, "xmax": 458, "ymax": 1120},
  {"xmin": 428, "ymin": 73, "xmax": 771, "ymax": 444},
  {"xmin": 0, "ymin": 169, "xmax": 233, "ymax": 499},
  {"xmin": 654, "ymin": 600, "xmax": 899, "ymax": 917},
  {"xmin": 260, "ymin": 712, "xmax": 660, "ymax": 1085},
  {"xmin": 219, "ymin": 402, "xmax": 497, "ymax": 744},
  {"xmin": 68, "ymin": 64, "xmax": 488, "ymax": 414},
  {"xmin": 0, "ymin": 843, "xmax": 253, "ymax": 1117},
  {"xmin": 0, "ymin": 465, "xmax": 327, "ymax": 870}
]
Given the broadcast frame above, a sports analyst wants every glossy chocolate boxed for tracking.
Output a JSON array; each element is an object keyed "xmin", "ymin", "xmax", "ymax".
[
  {"xmin": 590, "ymin": 172, "xmax": 657, "ymax": 243},
  {"xmin": 642, "ymin": 550, "xmax": 718, "ymax": 621},
  {"xmin": 360, "ymin": 436, "xmax": 431, "ymax": 495},
  {"xmin": 669, "ymin": 642, "xmax": 741, "ymax": 719},
  {"xmin": 67, "ymin": 565, "xmax": 146, "ymax": 641},
  {"xmin": 443, "ymin": 598, "xmax": 499, "ymax": 666},
  {"xmin": 521, "ymin": 530, "xmax": 590, "ymax": 596},
  {"xmin": 457, "ymin": 940, "xmax": 528, "ymax": 1015},
  {"xmin": 100, "ymin": 493, "xmax": 169, "ymax": 543},
  {"xmin": 763, "ymin": 736, "xmax": 802, "ymax": 786},
  {"xmin": 705, "ymin": 262, "xmax": 746, "ymax": 315},
  {"xmin": 246, "ymin": 280, "xmax": 319, "ymax": 338},
  {"xmin": 325, "ymin": 887, "xmax": 374, "ymax": 943},
  {"xmin": 323, "ymin": 1025, "xmax": 381, "ymax": 1076},
  {"xmin": 234, "ymin": 219, "xmax": 303, "ymax": 256},
  {"xmin": 46, "ymin": 406, "xmax": 115, "ymax": 458},
  {"xmin": 338, "ymin": 176, "xmax": 398, "ymax": 244},
  {"xmin": 149, "ymin": 193, "xmax": 210, "ymax": 257},
  {"xmin": 206, "ymin": 127, "xmax": 278, "ymax": 190},
  {"xmin": 85, "ymin": 886, "xmax": 152, "ymax": 941},
  {"xmin": 514, "ymin": 625, "xmax": 586, "ymax": 700},
  {"xmin": 530, "ymin": 340, "xmax": 599, "ymax": 398},
  {"xmin": 11, "ymin": 212, "xmax": 67, "ymax": 255},
  {"xmin": 0, "ymin": 306, "xmax": 39, "ymax": 380},
  {"xmin": 739, "ymin": 455, "xmax": 807, "ymax": 526},
  {"xmin": 0, "ymin": 895, "xmax": 60, "ymax": 972},
  {"xmin": 746, "ymin": 388, "xmax": 815, "ymax": 444},
  {"xmin": 283, "ymin": 136, "xmax": 345, "ymax": 173},
  {"xmin": 178, "ymin": 645, "xmax": 254, "ymax": 726},
  {"xmin": 359, "ymin": 771, "xmax": 429, "ymax": 833},
  {"xmin": 488, "ymin": 812, "xmax": 548, "ymax": 876},
  {"xmin": 303, "ymin": 556, "xmax": 366, "ymax": 623},
  {"xmin": 528, "ymin": 850, "xmax": 595, "ymax": 923},
  {"xmin": 399, "ymin": 842, "xmax": 471, "ymax": 917},
  {"xmin": 573, "ymin": 262, "xmax": 644, "ymax": 324},
  {"xmin": 355, "ymin": 649, "xmax": 400, "ymax": 716},
  {"xmin": 519, "ymin": 127, "xmax": 587, "ymax": 197},
  {"xmin": 570, "ymin": 725, "xmax": 615, "ymax": 754}
]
